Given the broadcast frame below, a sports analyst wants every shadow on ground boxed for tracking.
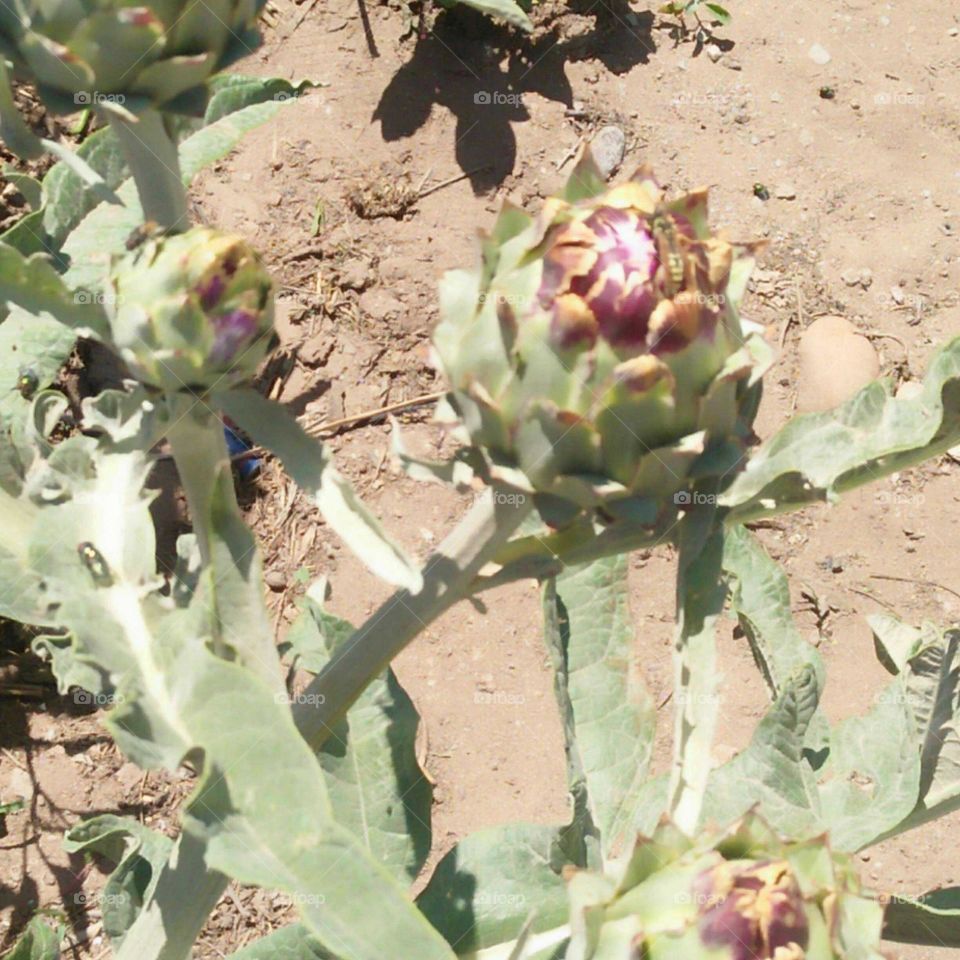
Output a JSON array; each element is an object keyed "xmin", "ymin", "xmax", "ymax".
[{"xmin": 373, "ymin": 1, "xmax": 657, "ymax": 193}]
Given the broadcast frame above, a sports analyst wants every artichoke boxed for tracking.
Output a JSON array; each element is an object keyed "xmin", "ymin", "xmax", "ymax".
[
  {"xmin": 0, "ymin": 0, "xmax": 265, "ymax": 114},
  {"xmin": 432, "ymin": 155, "xmax": 771, "ymax": 518},
  {"xmin": 565, "ymin": 814, "xmax": 885, "ymax": 959},
  {"xmin": 104, "ymin": 225, "xmax": 275, "ymax": 393}
]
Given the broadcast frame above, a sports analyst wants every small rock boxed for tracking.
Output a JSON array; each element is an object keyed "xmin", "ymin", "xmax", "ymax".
[
  {"xmin": 722, "ymin": 58, "xmax": 743, "ymax": 71},
  {"xmin": 859, "ymin": 267, "xmax": 873, "ymax": 289},
  {"xmin": 339, "ymin": 259, "xmax": 372, "ymax": 292},
  {"xmin": 797, "ymin": 316, "xmax": 880, "ymax": 413},
  {"xmin": 265, "ymin": 570, "xmax": 286, "ymax": 591},
  {"xmin": 808, "ymin": 43, "xmax": 832, "ymax": 65},
  {"xmin": 841, "ymin": 268, "xmax": 861, "ymax": 287},
  {"xmin": 358, "ymin": 288, "xmax": 403, "ymax": 321},
  {"xmin": 769, "ymin": 92, "xmax": 783, "ymax": 103},
  {"xmin": 774, "ymin": 182, "xmax": 797, "ymax": 200},
  {"xmin": 889, "ymin": 285, "xmax": 906, "ymax": 305},
  {"xmin": 116, "ymin": 762, "xmax": 142, "ymax": 790},
  {"xmin": 949, "ymin": 27, "xmax": 959, "ymax": 37},
  {"xmin": 590, "ymin": 125, "xmax": 626, "ymax": 180},
  {"xmin": 705, "ymin": 43, "xmax": 723, "ymax": 63}
]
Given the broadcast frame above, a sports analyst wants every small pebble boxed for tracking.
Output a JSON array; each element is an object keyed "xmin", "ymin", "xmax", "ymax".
[
  {"xmin": 808, "ymin": 43, "xmax": 832, "ymax": 65},
  {"xmin": 590, "ymin": 125, "xmax": 626, "ymax": 180},
  {"xmin": 949, "ymin": 27, "xmax": 959, "ymax": 37},
  {"xmin": 706, "ymin": 43, "xmax": 723, "ymax": 63},
  {"xmin": 774, "ymin": 182, "xmax": 797, "ymax": 200},
  {"xmin": 265, "ymin": 571, "xmax": 286, "ymax": 591},
  {"xmin": 890, "ymin": 285, "xmax": 906, "ymax": 305}
]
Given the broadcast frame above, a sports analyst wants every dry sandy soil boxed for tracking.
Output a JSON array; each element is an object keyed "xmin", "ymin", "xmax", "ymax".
[{"xmin": 2, "ymin": 0, "xmax": 960, "ymax": 956}]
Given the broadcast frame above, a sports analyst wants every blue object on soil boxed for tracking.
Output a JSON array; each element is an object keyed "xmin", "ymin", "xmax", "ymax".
[{"xmin": 224, "ymin": 424, "xmax": 262, "ymax": 480}]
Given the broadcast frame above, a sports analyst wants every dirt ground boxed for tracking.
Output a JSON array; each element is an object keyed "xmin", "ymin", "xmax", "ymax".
[{"xmin": 2, "ymin": 0, "xmax": 960, "ymax": 956}]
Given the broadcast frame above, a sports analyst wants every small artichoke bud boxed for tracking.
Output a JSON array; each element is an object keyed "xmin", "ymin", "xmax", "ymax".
[
  {"xmin": 433, "ymin": 156, "xmax": 768, "ymax": 512},
  {"xmin": 105, "ymin": 226, "xmax": 275, "ymax": 393},
  {"xmin": 0, "ymin": 0, "xmax": 266, "ymax": 114}
]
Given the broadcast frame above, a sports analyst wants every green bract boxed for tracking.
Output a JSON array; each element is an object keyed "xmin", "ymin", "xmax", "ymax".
[
  {"xmin": 566, "ymin": 813, "xmax": 883, "ymax": 960},
  {"xmin": 105, "ymin": 225, "xmax": 275, "ymax": 393},
  {"xmin": 0, "ymin": 0, "xmax": 266, "ymax": 114},
  {"xmin": 432, "ymin": 156, "xmax": 771, "ymax": 513}
]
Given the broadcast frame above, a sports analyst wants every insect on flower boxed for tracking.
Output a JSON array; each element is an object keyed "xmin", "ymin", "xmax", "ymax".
[
  {"xmin": 15, "ymin": 369, "xmax": 39, "ymax": 399},
  {"xmin": 77, "ymin": 543, "xmax": 113, "ymax": 588}
]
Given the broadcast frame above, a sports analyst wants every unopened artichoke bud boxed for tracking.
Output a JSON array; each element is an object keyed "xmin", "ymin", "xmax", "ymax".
[
  {"xmin": 566, "ymin": 814, "xmax": 884, "ymax": 960},
  {"xmin": 0, "ymin": 0, "xmax": 265, "ymax": 115},
  {"xmin": 433, "ymin": 156, "xmax": 769, "ymax": 513},
  {"xmin": 105, "ymin": 226, "xmax": 275, "ymax": 393}
]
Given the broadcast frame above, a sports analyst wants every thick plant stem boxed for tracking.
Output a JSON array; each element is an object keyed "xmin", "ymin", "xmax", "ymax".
[
  {"xmin": 293, "ymin": 488, "xmax": 533, "ymax": 750},
  {"xmin": 666, "ymin": 507, "xmax": 727, "ymax": 835},
  {"xmin": 106, "ymin": 107, "xmax": 189, "ymax": 230},
  {"xmin": 165, "ymin": 400, "xmax": 230, "ymax": 569},
  {"xmin": 114, "ymin": 832, "xmax": 226, "ymax": 960}
]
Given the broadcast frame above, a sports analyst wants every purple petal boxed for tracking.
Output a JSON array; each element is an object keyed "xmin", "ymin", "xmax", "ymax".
[
  {"xmin": 197, "ymin": 274, "xmax": 226, "ymax": 311},
  {"xmin": 209, "ymin": 310, "xmax": 258, "ymax": 365}
]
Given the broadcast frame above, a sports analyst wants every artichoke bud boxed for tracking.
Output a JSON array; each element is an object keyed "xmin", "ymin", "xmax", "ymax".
[
  {"xmin": 433, "ymin": 153, "xmax": 769, "ymax": 512},
  {"xmin": 105, "ymin": 225, "xmax": 275, "ymax": 393},
  {"xmin": 0, "ymin": 0, "xmax": 266, "ymax": 114},
  {"xmin": 565, "ymin": 814, "xmax": 884, "ymax": 960}
]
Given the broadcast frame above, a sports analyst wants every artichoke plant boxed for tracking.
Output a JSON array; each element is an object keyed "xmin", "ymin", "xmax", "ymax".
[
  {"xmin": 104, "ymin": 225, "xmax": 276, "ymax": 393},
  {"xmin": 0, "ymin": 0, "xmax": 266, "ymax": 115},
  {"xmin": 565, "ymin": 813, "xmax": 884, "ymax": 960},
  {"xmin": 432, "ymin": 155, "xmax": 770, "ymax": 519}
]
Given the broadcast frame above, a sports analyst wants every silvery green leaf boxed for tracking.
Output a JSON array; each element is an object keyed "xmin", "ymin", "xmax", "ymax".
[
  {"xmin": 542, "ymin": 554, "xmax": 656, "ymax": 860},
  {"xmin": 2, "ymin": 914, "xmax": 64, "ymax": 960},
  {"xmin": 720, "ymin": 336, "xmax": 960, "ymax": 521},
  {"xmin": 882, "ymin": 888, "xmax": 960, "ymax": 947},
  {"xmin": 417, "ymin": 822, "xmax": 584, "ymax": 955},
  {"xmin": 63, "ymin": 816, "xmax": 173, "ymax": 946},
  {"xmin": 285, "ymin": 593, "xmax": 432, "ymax": 882},
  {"xmin": 815, "ymin": 673, "xmax": 921, "ymax": 852},
  {"xmin": 700, "ymin": 666, "xmax": 822, "ymax": 835},
  {"xmin": 454, "ymin": 0, "xmax": 533, "ymax": 30},
  {"xmin": 227, "ymin": 925, "xmax": 332, "ymax": 960},
  {"xmin": 219, "ymin": 389, "xmax": 422, "ymax": 592}
]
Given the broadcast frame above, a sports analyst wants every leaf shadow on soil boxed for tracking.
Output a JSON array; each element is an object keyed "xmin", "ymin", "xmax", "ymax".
[{"xmin": 372, "ymin": 1, "xmax": 656, "ymax": 193}]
